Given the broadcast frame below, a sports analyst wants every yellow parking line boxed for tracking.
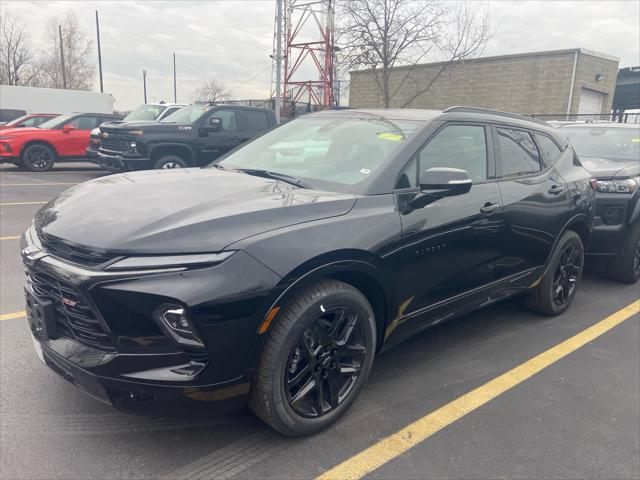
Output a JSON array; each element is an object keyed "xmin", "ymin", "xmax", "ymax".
[
  {"xmin": 0, "ymin": 236, "xmax": 20, "ymax": 240},
  {"xmin": 0, "ymin": 311, "xmax": 26, "ymax": 322},
  {"xmin": 0, "ymin": 183, "xmax": 76, "ymax": 186},
  {"xmin": 317, "ymin": 300, "xmax": 640, "ymax": 480},
  {"xmin": 0, "ymin": 201, "xmax": 47, "ymax": 206}
]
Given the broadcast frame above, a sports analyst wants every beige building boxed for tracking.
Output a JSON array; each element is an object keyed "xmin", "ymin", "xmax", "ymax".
[{"xmin": 348, "ymin": 49, "xmax": 619, "ymax": 119}]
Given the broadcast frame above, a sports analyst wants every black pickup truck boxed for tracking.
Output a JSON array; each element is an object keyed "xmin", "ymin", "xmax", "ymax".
[{"xmin": 96, "ymin": 104, "xmax": 277, "ymax": 170}]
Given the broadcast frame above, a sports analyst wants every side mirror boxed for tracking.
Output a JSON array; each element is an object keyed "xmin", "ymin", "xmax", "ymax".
[
  {"xmin": 62, "ymin": 124, "xmax": 75, "ymax": 133},
  {"xmin": 207, "ymin": 117, "xmax": 222, "ymax": 132},
  {"xmin": 409, "ymin": 167, "xmax": 472, "ymax": 210}
]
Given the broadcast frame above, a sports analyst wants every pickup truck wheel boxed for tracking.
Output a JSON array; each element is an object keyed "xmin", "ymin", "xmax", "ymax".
[
  {"xmin": 153, "ymin": 155, "xmax": 188, "ymax": 169},
  {"xmin": 249, "ymin": 279, "xmax": 376, "ymax": 436},
  {"xmin": 605, "ymin": 221, "xmax": 640, "ymax": 284},
  {"xmin": 22, "ymin": 144, "xmax": 56, "ymax": 172},
  {"xmin": 526, "ymin": 230, "xmax": 584, "ymax": 316}
]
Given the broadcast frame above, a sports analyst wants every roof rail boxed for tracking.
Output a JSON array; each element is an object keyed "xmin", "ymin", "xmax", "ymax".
[{"xmin": 443, "ymin": 106, "xmax": 549, "ymax": 126}]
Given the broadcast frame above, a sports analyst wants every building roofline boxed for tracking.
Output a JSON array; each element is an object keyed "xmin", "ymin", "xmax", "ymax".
[{"xmin": 350, "ymin": 48, "xmax": 620, "ymax": 75}]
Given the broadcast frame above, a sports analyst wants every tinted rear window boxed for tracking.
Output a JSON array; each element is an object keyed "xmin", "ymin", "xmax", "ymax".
[
  {"xmin": 496, "ymin": 128, "xmax": 541, "ymax": 176},
  {"xmin": 533, "ymin": 133, "xmax": 562, "ymax": 167}
]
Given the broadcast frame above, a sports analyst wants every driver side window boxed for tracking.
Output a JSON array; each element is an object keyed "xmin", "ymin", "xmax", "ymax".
[
  {"xmin": 397, "ymin": 125, "xmax": 488, "ymax": 188},
  {"xmin": 211, "ymin": 109, "xmax": 237, "ymax": 131}
]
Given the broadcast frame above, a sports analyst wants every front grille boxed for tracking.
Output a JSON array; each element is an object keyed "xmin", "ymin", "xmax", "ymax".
[
  {"xmin": 100, "ymin": 133, "xmax": 136, "ymax": 153},
  {"xmin": 26, "ymin": 266, "xmax": 115, "ymax": 352},
  {"xmin": 38, "ymin": 231, "xmax": 113, "ymax": 268},
  {"xmin": 604, "ymin": 205, "xmax": 624, "ymax": 225}
]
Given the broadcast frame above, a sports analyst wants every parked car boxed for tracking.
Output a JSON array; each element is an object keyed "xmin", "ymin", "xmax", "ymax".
[
  {"xmin": 0, "ymin": 112, "xmax": 122, "ymax": 171},
  {"xmin": 95, "ymin": 104, "xmax": 276, "ymax": 170},
  {"xmin": 560, "ymin": 122, "xmax": 640, "ymax": 282},
  {"xmin": 87, "ymin": 103, "xmax": 186, "ymax": 162},
  {"xmin": 0, "ymin": 113, "xmax": 58, "ymax": 130},
  {"xmin": 0, "ymin": 108, "xmax": 27, "ymax": 125},
  {"xmin": 22, "ymin": 107, "xmax": 593, "ymax": 436}
]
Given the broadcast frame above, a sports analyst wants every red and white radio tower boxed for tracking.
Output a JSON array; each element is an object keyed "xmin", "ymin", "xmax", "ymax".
[{"xmin": 272, "ymin": 0, "xmax": 336, "ymax": 120}]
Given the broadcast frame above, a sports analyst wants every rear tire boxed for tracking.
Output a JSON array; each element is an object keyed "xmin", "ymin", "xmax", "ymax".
[
  {"xmin": 249, "ymin": 279, "xmax": 376, "ymax": 436},
  {"xmin": 22, "ymin": 144, "xmax": 56, "ymax": 172},
  {"xmin": 153, "ymin": 155, "xmax": 188, "ymax": 169},
  {"xmin": 604, "ymin": 221, "xmax": 640, "ymax": 284},
  {"xmin": 527, "ymin": 230, "xmax": 584, "ymax": 316}
]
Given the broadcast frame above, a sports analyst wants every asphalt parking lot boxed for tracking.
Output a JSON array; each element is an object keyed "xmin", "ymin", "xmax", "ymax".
[{"xmin": 1, "ymin": 162, "xmax": 639, "ymax": 480}]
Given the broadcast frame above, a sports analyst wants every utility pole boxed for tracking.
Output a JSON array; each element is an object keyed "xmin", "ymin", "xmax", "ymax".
[
  {"xmin": 274, "ymin": 0, "xmax": 283, "ymax": 124},
  {"xmin": 173, "ymin": 53, "xmax": 177, "ymax": 103},
  {"xmin": 58, "ymin": 25, "xmax": 67, "ymax": 89},
  {"xmin": 95, "ymin": 11, "xmax": 104, "ymax": 93},
  {"xmin": 143, "ymin": 70, "xmax": 147, "ymax": 103}
]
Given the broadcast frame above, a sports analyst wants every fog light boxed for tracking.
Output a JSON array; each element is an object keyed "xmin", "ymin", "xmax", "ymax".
[
  {"xmin": 153, "ymin": 304, "xmax": 204, "ymax": 350},
  {"xmin": 129, "ymin": 142, "xmax": 137, "ymax": 150}
]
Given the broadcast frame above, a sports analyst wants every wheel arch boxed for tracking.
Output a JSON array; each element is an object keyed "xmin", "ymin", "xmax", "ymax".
[
  {"xmin": 254, "ymin": 250, "xmax": 396, "ymax": 356},
  {"xmin": 148, "ymin": 143, "xmax": 195, "ymax": 166},
  {"xmin": 20, "ymin": 140, "xmax": 59, "ymax": 158}
]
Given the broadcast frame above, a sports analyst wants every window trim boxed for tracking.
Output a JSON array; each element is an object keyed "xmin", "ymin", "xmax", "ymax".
[
  {"xmin": 393, "ymin": 121, "xmax": 496, "ymax": 191},
  {"xmin": 531, "ymin": 131, "xmax": 563, "ymax": 168},
  {"xmin": 491, "ymin": 125, "xmax": 545, "ymax": 179}
]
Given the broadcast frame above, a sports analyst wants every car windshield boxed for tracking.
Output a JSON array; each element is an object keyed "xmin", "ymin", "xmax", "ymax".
[
  {"xmin": 4, "ymin": 115, "xmax": 30, "ymax": 127},
  {"xmin": 124, "ymin": 105, "xmax": 166, "ymax": 121},
  {"xmin": 37, "ymin": 114, "xmax": 73, "ymax": 130},
  {"xmin": 217, "ymin": 115, "xmax": 422, "ymax": 193},
  {"xmin": 562, "ymin": 126, "xmax": 640, "ymax": 161},
  {"xmin": 160, "ymin": 105, "xmax": 208, "ymax": 124}
]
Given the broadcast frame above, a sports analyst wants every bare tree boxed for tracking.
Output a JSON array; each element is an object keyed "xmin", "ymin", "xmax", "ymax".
[
  {"xmin": 0, "ymin": 13, "xmax": 39, "ymax": 86},
  {"xmin": 338, "ymin": 0, "xmax": 490, "ymax": 107},
  {"xmin": 37, "ymin": 11, "xmax": 94, "ymax": 90},
  {"xmin": 191, "ymin": 79, "xmax": 232, "ymax": 103}
]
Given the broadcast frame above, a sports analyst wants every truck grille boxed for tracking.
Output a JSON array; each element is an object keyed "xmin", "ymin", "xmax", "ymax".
[
  {"xmin": 604, "ymin": 205, "xmax": 624, "ymax": 225},
  {"xmin": 38, "ymin": 231, "xmax": 113, "ymax": 268},
  {"xmin": 100, "ymin": 133, "xmax": 136, "ymax": 153},
  {"xmin": 26, "ymin": 266, "xmax": 115, "ymax": 352}
]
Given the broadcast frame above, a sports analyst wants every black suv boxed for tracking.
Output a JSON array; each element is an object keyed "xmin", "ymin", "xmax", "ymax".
[
  {"xmin": 96, "ymin": 104, "xmax": 276, "ymax": 170},
  {"xmin": 22, "ymin": 107, "xmax": 593, "ymax": 436},
  {"xmin": 560, "ymin": 122, "xmax": 640, "ymax": 282}
]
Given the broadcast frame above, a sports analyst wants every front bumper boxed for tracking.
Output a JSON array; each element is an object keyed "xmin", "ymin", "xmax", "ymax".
[
  {"xmin": 96, "ymin": 150, "xmax": 150, "ymax": 171},
  {"xmin": 587, "ymin": 191, "xmax": 638, "ymax": 256},
  {"xmin": 21, "ymin": 227, "xmax": 282, "ymax": 410}
]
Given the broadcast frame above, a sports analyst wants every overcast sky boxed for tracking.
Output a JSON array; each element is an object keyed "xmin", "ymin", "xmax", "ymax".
[{"xmin": 3, "ymin": 0, "xmax": 639, "ymax": 110}]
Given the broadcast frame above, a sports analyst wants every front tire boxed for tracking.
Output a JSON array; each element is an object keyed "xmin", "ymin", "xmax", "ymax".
[
  {"xmin": 153, "ymin": 155, "xmax": 188, "ymax": 169},
  {"xmin": 249, "ymin": 279, "xmax": 376, "ymax": 436},
  {"xmin": 605, "ymin": 222, "xmax": 640, "ymax": 284},
  {"xmin": 527, "ymin": 230, "xmax": 584, "ymax": 316},
  {"xmin": 22, "ymin": 144, "xmax": 56, "ymax": 172}
]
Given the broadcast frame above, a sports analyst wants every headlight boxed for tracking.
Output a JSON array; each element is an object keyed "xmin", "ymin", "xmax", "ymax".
[
  {"xmin": 595, "ymin": 177, "xmax": 639, "ymax": 194},
  {"xmin": 90, "ymin": 128, "xmax": 100, "ymax": 135},
  {"xmin": 105, "ymin": 251, "xmax": 235, "ymax": 271},
  {"xmin": 129, "ymin": 130, "xmax": 144, "ymax": 136}
]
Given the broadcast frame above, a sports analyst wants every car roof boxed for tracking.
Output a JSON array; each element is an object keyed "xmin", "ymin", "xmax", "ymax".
[{"xmin": 306, "ymin": 107, "xmax": 567, "ymax": 146}]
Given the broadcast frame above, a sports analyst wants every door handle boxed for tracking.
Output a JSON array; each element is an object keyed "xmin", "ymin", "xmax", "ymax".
[
  {"xmin": 548, "ymin": 184, "xmax": 567, "ymax": 195},
  {"xmin": 480, "ymin": 202, "xmax": 501, "ymax": 214}
]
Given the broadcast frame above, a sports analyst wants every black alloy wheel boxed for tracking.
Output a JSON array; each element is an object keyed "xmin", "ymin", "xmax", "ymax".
[
  {"xmin": 552, "ymin": 244, "xmax": 582, "ymax": 307},
  {"xmin": 285, "ymin": 306, "xmax": 367, "ymax": 418},
  {"xmin": 22, "ymin": 144, "xmax": 55, "ymax": 172},
  {"xmin": 526, "ymin": 230, "xmax": 584, "ymax": 316},
  {"xmin": 249, "ymin": 279, "xmax": 376, "ymax": 436}
]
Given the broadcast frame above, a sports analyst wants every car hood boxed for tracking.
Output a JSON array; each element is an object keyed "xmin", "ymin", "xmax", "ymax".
[
  {"xmin": 580, "ymin": 157, "xmax": 640, "ymax": 180},
  {"xmin": 101, "ymin": 121, "xmax": 189, "ymax": 133},
  {"xmin": 0, "ymin": 127, "xmax": 45, "ymax": 136},
  {"xmin": 35, "ymin": 168, "xmax": 357, "ymax": 255}
]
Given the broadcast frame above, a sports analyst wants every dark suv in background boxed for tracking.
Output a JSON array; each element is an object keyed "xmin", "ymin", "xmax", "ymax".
[
  {"xmin": 95, "ymin": 104, "xmax": 276, "ymax": 170},
  {"xmin": 23, "ymin": 107, "xmax": 593, "ymax": 436},
  {"xmin": 560, "ymin": 122, "xmax": 640, "ymax": 283}
]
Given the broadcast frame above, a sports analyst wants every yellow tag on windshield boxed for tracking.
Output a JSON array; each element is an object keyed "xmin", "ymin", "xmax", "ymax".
[
  {"xmin": 632, "ymin": 138, "xmax": 640, "ymax": 143},
  {"xmin": 378, "ymin": 133, "xmax": 404, "ymax": 141}
]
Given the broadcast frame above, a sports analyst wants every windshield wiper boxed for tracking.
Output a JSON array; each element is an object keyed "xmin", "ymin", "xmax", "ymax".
[{"xmin": 234, "ymin": 168, "xmax": 312, "ymax": 189}]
